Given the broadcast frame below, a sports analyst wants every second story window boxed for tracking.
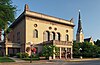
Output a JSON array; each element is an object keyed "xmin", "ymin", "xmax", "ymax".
[
  {"xmin": 17, "ymin": 32, "xmax": 20, "ymax": 41},
  {"xmin": 66, "ymin": 34, "xmax": 69, "ymax": 41},
  {"xmin": 33, "ymin": 29, "xmax": 38, "ymax": 38},
  {"xmin": 56, "ymin": 32, "xmax": 61, "ymax": 41},
  {"xmin": 43, "ymin": 31, "xmax": 50, "ymax": 41},
  {"xmin": 13, "ymin": 35, "xmax": 15, "ymax": 42},
  {"xmin": 51, "ymin": 32, "xmax": 55, "ymax": 40}
]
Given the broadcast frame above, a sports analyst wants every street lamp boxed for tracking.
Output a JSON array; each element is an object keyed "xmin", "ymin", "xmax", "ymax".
[
  {"xmin": 79, "ymin": 48, "xmax": 82, "ymax": 59},
  {"xmin": 30, "ymin": 42, "xmax": 33, "ymax": 63}
]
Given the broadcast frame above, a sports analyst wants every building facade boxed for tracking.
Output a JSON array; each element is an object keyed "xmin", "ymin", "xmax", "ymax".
[{"xmin": 0, "ymin": 4, "xmax": 74, "ymax": 59}]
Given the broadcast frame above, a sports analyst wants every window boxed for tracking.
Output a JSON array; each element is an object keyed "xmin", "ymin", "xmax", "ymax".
[
  {"xmin": 56, "ymin": 32, "xmax": 61, "ymax": 41},
  {"xmin": 17, "ymin": 32, "xmax": 20, "ymax": 41},
  {"xmin": 52, "ymin": 32, "xmax": 55, "ymax": 40},
  {"xmin": 13, "ymin": 35, "xmax": 15, "ymax": 42},
  {"xmin": 43, "ymin": 31, "xmax": 50, "ymax": 41},
  {"xmin": 33, "ymin": 29, "xmax": 38, "ymax": 38},
  {"xmin": 66, "ymin": 34, "xmax": 69, "ymax": 41}
]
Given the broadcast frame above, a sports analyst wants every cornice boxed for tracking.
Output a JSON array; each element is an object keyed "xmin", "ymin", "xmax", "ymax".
[{"xmin": 25, "ymin": 11, "xmax": 75, "ymax": 27}]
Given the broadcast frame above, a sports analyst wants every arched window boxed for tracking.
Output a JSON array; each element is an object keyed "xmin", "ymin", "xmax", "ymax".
[
  {"xmin": 33, "ymin": 29, "xmax": 38, "ymax": 38},
  {"xmin": 43, "ymin": 31, "xmax": 50, "ymax": 41},
  {"xmin": 56, "ymin": 32, "xmax": 61, "ymax": 41},
  {"xmin": 66, "ymin": 34, "xmax": 69, "ymax": 41},
  {"xmin": 50, "ymin": 32, "xmax": 55, "ymax": 40},
  {"xmin": 52, "ymin": 32, "xmax": 55, "ymax": 40}
]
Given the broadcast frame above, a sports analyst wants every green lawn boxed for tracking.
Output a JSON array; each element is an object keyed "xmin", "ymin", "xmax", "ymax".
[
  {"xmin": 0, "ymin": 57, "xmax": 15, "ymax": 62},
  {"xmin": 22, "ymin": 57, "xmax": 40, "ymax": 61}
]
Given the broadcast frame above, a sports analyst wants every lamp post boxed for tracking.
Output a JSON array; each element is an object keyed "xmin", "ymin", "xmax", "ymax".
[
  {"xmin": 79, "ymin": 48, "xmax": 82, "ymax": 59},
  {"xmin": 30, "ymin": 42, "xmax": 33, "ymax": 63}
]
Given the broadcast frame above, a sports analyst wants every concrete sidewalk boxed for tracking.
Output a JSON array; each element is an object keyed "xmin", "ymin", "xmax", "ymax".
[
  {"xmin": 9, "ymin": 57, "xmax": 100, "ymax": 63},
  {"xmin": 9, "ymin": 57, "xmax": 49, "ymax": 63},
  {"xmin": 9, "ymin": 57, "xmax": 26, "ymax": 62}
]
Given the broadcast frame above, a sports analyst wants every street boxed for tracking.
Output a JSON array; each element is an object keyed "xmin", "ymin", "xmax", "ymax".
[{"xmin": 0, "ymin": 60, "xmax": 100, "ymax": 65}]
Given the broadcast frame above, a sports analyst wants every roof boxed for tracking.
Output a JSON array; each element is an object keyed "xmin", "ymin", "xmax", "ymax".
[
  {"xmin": 84, "ymin": 38, "xmax": 91, "ymax": 42},
  {"xmin": 10, "ymin": 4, "xmax": 75, "ymax": 28}
]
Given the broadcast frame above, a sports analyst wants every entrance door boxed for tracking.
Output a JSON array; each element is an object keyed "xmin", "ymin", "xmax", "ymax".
[
  {"xmin": 61, "ymin": 48, "xmax": 65, "ymax": 58},
  {"xmin": 67, "ymin": 52, "xmax": 71, "ymax": 59}
]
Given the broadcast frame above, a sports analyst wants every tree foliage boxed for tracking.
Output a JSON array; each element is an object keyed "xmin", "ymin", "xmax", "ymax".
[
  {"xmin": 94, "ymin": 39, "xmax": 100, "ymax": 46},
  {"xmin": 0, "ymin": 0, "xmax": 16, "ymax": 41},
  {"xmin": 73, "ymin": 42, "xmax": 100, "ymax": 58},
  {"xmin": 42, "ymin": 45, "xmax": 59, "ymax": 59}
]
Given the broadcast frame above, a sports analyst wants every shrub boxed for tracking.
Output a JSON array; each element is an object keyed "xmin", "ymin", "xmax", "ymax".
[
  {"xmin": 16, "ymin": 52, "xmax": 29, "ymax": 58},
  {"xmin": 22, "ymin": 53, "xmax": 29, "ymax": 58},
  {"xmin": 9, "ymin": 54, "xmax": 16, "ymax": 57},
  {"xmin": 16, "ymin": 53, "xmax": 22, "ymax": 58},
  {"xmin": 30, "ymin": 54, "xmax": 39, "ymax": 58}
]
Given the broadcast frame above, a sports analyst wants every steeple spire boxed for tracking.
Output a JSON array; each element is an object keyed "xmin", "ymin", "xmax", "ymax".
[
  {"xmin": 77, "ymin": 10, "xmax": 83, "ymax": 34},
  {"xmin": 76, "ymin": 10, "xmax": 84, "ymax": 43}
]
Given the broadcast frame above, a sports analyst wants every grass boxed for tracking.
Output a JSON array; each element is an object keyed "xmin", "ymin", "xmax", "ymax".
[
  {"xmin": 22, "ymin": 57, "xmax": 40, "ymax": 61},
  {"xmin": 0, "ymin": 57, "xmax": 15, "ymax": 62}
]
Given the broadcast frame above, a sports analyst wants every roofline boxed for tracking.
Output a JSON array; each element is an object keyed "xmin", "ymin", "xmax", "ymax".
[
  {"xmin": 25, "ymin": 12, "xmax": 75, "ymax": 27},
  {"xmin": 29, "ymin": 11, "xmax": 70, "ymax": 22},
  {"xmin": 25, "ymin": 11, "xmax": 75, "ymax": 26},
  {"xmin": 10, "ymin": 10, "xmax": 75, "ymax": 28}
]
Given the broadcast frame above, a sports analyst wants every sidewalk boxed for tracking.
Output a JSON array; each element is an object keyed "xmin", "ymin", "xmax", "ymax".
[
  {"xmin": 9, "ymin": 57, "xmax": 26, "ymax": 62},
  {"xmin": 9, "ymin": 57, "xmax": 49, "ymax": 63},
  {"xmin": 9, "ymin": 57, "xmax": 100, "ymax": 63}
]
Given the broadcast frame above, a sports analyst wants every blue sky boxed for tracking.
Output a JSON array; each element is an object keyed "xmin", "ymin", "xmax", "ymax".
[{"xmin": 12, "ymin": 0, "xmax": 100, "ymax": 41}]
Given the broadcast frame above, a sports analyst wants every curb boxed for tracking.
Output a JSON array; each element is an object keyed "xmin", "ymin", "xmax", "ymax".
[{"xmin": 49, "ymin": 58, "xmax": 100, "ymax": 62}]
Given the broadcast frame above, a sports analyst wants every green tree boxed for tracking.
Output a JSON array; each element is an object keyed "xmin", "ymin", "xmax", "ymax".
[
  {"xmin": 73, "ymin": 41, "xmax": 100, "ymax": 58},
  {"xmin": 73, "ymin": 42, "xmax": 82, "ymax": 58},
  {"xmin": 94, "ymin": 39, "xmax": 100, "ymax": 46},
  {"xmin": 42, "ymin": 45, "xmax": 59, "ymax": 59},
  {"xmin": 0, "ymin": 0, "xmax": 16, "ymax": 42}
]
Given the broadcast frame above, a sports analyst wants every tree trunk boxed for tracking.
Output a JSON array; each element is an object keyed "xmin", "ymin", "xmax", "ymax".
[{"xmin": 4, "ymin": 25, "xmax": 8, "ymax": 43}]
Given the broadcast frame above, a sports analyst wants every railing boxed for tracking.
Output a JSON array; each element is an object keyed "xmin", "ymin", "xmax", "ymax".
[
  {"xmin": 43, "ymin": 40, "xmax": 72, "ymax": 46},
  {"xmin": 5, "ymin": 42, "xmax": 21, "ymax": 47},
  {"xmin": 53, "ymin": 40, "xmax": 72, "ymax": 45}
]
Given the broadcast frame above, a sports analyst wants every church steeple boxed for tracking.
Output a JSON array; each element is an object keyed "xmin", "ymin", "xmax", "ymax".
[
  {"xmin": 77, "ymin": 10, "xmax": 83, "ymax": 34},
  {"xmin": 76, "ymin": 10, "xmax": 84, "ymax": 43}
]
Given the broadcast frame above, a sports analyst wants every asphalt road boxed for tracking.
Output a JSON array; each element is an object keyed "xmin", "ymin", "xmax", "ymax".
[{"xmin": 0, "ymin": 60, "xmax": 100, "ymax": 65}]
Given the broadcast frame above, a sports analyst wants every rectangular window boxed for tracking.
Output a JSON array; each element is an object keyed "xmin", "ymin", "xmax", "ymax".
[
  {"xmin": 17, "ymin": 32, "xmax": 20, "ymax": 41},
  {"xmin": 13, "ymin": 35, "xmax": 15, "ymax": 42}
]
